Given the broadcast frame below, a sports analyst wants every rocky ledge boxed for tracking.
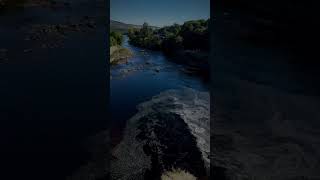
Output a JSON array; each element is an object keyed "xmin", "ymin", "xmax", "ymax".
[{"xmin": 111, "ymin": 88, "xmax": 210, "ymax": 179}]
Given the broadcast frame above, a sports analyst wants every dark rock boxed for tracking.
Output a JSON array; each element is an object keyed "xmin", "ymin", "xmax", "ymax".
[{"xmin": 111, "ymin": 89, "xmax": 210, "ymax": 179}]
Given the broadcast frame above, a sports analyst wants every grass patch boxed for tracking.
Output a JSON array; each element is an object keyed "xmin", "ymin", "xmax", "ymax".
[{"xmin": 110, "ymin": 45, "xmax": 133, "ymax": 64}]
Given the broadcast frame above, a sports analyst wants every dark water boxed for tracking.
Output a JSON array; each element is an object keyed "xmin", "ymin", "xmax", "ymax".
[{"xmin": 110, "ymin": 36, "xmax": 208, "ymax": 144}]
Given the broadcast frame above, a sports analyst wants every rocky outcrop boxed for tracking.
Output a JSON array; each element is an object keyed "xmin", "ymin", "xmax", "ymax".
[{"xmin": 111, "ymin": 88, "xmax": 210, "ymax": 179}]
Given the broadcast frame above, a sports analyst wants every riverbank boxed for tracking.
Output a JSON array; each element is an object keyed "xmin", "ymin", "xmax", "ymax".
[
  {"xmin": 110, "ymin": 45, "xmax": 133, "ymax": 64},
  {"xmin": 126, "ymin": 20, "xmax": 209, "ymax": 78},
  {"xmin": 171, "ymin": 50, "xmax": 209, "ymax": 78}
]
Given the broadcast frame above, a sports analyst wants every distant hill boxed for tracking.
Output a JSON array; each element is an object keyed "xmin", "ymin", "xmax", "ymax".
[
  {"xmin": 110, "ymin": 20, "xmax": 141, "ymax": 33},
  {"xmin": 110, "ymin": 20, "xmax": 158, "ymax": 34}
]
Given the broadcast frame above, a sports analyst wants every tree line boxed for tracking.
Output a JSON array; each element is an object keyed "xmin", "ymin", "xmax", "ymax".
[{"xmin": 128, "ymin": 19, "xmax": 209, "ymax": 55}]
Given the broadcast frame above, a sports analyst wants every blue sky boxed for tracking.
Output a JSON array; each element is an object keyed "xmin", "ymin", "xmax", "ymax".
[{"xmin": 110, "ymin": 0, "xmax": 210, "ymax": 27}]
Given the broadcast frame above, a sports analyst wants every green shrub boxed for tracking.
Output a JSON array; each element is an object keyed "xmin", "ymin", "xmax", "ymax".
[
  {"xmin": 110, "ymin": 31, "xmax": 123, "ymax": 46},
  {"xmin": 127, "ymin": 19, "xmax": 209, "ymax": 53}
]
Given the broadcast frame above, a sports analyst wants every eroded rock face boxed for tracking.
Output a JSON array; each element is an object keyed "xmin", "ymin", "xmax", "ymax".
[{"xmin": 111, "ymin": 88, "xmax": 210, "ymax": 179}]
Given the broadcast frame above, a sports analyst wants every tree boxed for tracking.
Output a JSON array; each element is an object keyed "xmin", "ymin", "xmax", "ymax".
[
  {"xmin": 180, "ymin": 19, "xmax": 209, "ymax": 50},
  {"xmin": 127, "ymin": 19, "xmax": 209, "ymax": 52},
  {"xmin": 141, "ymin": 22, "xmax": 153, "ymax": 37},
  {"xmin": 110, "ymin": 31, "xmax": 123, "ymax": 46}
]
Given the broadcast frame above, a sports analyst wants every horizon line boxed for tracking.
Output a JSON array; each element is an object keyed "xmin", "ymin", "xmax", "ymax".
[{"xmin": 110, "ymin": 18, "xmax": 209, "ymax": 28}]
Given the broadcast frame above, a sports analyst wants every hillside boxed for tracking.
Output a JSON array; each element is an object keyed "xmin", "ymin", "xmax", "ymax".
[
  {"xmin": 110, "ymin": 20, "xmax": 158, "ymax": 33},
  {"xmin": 110, "ymin": 20, "xmax": 141, "ymax": 33}
]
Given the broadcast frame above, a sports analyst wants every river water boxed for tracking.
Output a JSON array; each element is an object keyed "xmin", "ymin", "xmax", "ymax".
[{"xmin": 110, "ymin": 36, "xmax": 209, "ymax": 145}]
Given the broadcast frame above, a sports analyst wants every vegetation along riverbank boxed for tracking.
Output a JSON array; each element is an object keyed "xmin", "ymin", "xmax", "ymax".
[
  {"xmin": 110, "ymin": 31, "xmax": 133, "ymax": 64},
  {"xmin": 127, "ymin": 19, "xmax": 210, "ymax": 77}
]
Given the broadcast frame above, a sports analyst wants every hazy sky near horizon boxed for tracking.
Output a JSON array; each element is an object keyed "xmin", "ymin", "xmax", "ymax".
[{"xmin": 110, "ymin": 0, "xmax": 210, "ymax": 27}]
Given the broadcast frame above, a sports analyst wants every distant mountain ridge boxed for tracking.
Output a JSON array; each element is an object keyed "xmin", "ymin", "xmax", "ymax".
[
  {"xmin": 110, "ymin": 20, "xmax": 141, "ymax": 33},
  {"xmin": 110, "ymin": 20, "xmax": 158, "ymax": 33}
]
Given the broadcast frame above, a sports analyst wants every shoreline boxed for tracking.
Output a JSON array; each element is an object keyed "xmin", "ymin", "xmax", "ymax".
[{"xmin": 126, "ymin": 38, "xmax": 210, "ymax": 79}]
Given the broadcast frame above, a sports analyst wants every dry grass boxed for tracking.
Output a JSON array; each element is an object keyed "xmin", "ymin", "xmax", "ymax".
[
  {"xmin": 110, "ymin": 46, "xmax": 133, "ymax": 64},
  {"xmin": 161, "ymin": 169, "xmax": 197, "ymax": 180}
]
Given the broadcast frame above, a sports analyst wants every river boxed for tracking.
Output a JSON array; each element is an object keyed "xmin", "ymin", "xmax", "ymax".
[
  {"xmin": 109, "ymin": 36, "xmax": 210, "ymax": 179},
  {"xmin": 110, "ymin": 36, "xmax": 209, "ymax": 145}
]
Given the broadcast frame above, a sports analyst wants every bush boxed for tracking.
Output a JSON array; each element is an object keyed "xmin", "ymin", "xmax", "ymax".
[
  {"xmin": 128, "ymin": 24, "xmax": 162, "ymax": 50},
  {"xmin": 181, "ymin": 19, "xmax": 209, "ymax": 50},
  {"xmin": 110, "ymin": 31, "xmax": 123, "ymax": 46}
]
